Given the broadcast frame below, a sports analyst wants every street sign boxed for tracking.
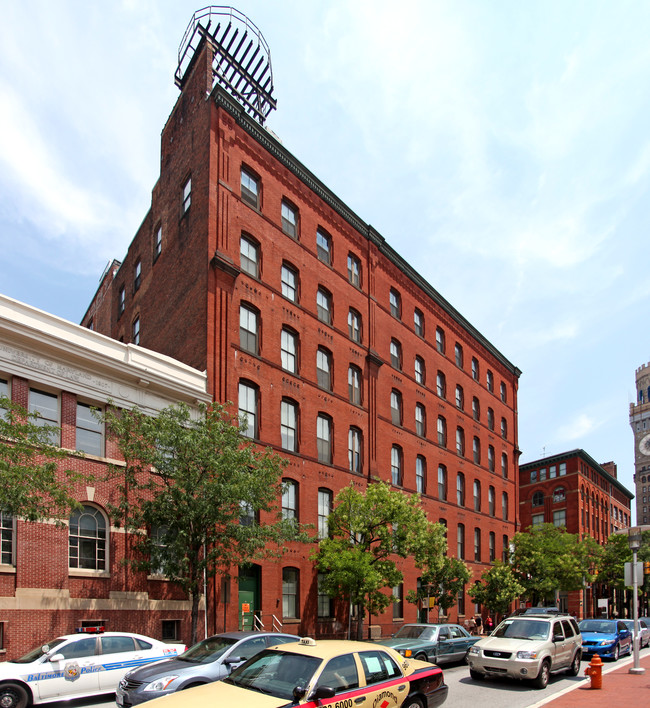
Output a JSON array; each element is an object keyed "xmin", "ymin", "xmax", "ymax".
[{"xmin": 624, "ymin": 561, "xmax": 644, "ymax": 588}]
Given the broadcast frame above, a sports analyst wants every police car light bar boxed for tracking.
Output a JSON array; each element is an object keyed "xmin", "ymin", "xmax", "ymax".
[{"xmin": 75, "ymin": 626, "xmax": 105, "ymax": 634}]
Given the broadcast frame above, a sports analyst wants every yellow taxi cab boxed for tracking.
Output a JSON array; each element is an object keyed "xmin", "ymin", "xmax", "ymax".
[{"xmin": 141, "ymin": 637, "xmax": 448, "ymax": 708}]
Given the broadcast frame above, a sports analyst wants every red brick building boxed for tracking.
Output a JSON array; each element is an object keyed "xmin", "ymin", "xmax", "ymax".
[
  {"xmin": 0, "ymin": 294, "xmax": 210, "ymax": 659},
  {"xmin": 519, "ymin": 450, "xmax": 633, "ymax": 617},
  {"xmin": 81, "ymin": 10, "xmax": 521, "ymax": 638}
]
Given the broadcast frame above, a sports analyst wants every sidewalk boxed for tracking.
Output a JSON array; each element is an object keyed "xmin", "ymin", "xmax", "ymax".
[{"xmin": 533, "ymin": 650, "xmax": 650, "ymax": 708}]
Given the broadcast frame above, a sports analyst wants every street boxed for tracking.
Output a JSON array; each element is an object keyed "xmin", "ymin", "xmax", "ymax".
[{"xmin": 43, "ymin": 646, "xmax": 649, "ymax": 708}]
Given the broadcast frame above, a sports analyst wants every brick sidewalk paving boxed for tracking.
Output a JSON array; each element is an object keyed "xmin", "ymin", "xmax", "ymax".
[{"xmin": 533, "ymin": 651, "xmax": 650, "ymax": 708}]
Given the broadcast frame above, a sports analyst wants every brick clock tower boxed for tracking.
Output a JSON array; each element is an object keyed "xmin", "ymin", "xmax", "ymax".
[{"xmin": 630, "ymin": 362, "xmax": 650, "ymax": 525}]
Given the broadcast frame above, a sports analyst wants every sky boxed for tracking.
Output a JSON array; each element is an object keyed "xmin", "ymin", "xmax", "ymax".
[{"xmin": 1, "ymin": 0, "xmax": 649, "ymax": 518}]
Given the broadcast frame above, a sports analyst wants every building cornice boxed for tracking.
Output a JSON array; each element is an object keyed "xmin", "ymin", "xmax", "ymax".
[
  {"xmin": 211, "ymin": 87, "xmax": 521, "ymax": 379},
  {"xmin": 520, "ymin": 448, "xmax": 634, "ymax": 500},
  {"xmin": 0, "ymin": 294, "xmax": 210, "ymax": 413}
]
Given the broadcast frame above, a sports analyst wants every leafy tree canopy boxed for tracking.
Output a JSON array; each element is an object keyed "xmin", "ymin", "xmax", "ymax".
[
  {"xmin": 511, "ymin": 523, "xmax": 601, "ymax": 604},
  {"xmin": 313, "ymin": 481, "xmax": 447, "ymax": 639},
  {"xmin": 468, "ymin": 561, "xmax": 525, "ymax": 619},
  {"xmin": 104, "ymin": 401, "xmax": 307, "ymax": 643},
  {"xmin": 0, "ymin": 395, "xmax": 82, "ymax": 523}
]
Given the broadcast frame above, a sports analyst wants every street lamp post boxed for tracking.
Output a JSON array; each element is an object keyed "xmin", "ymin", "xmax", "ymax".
[{"xmin": 627, "ymin": 528, "xmax": 645, "ymax": 676}]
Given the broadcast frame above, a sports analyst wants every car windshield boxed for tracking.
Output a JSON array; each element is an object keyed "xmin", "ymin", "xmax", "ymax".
[
  {"xmin": 394, "ymin": 626, "xmax": 433, "ymax": 640},
  {"xmin": 579, "ymin": 620, "xmax": 616, "ymax": 634},
  {"xmin": 224, "ymin": 649, "xmax": 321, "ymax": 701},
  {"xmin": 179, "ymin": 636, "xmax": 239, "ymax": 663},
  {"xmin": 14, "ymin": 638, "xmax": 67, "ymax": 664},
  {"xmin": 493, "ymin": 619, "xmax": 550, "ymax": 641}
]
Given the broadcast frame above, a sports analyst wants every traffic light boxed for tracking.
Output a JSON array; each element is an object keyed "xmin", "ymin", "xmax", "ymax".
[{"xmin": 644, "ymin": 561, "xmax": 650, "ymax": 576}]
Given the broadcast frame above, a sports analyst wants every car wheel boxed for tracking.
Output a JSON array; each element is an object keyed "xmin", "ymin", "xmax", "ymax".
[
  {"xmin": 415, "ymin": 652, "xmax": 428, "ymax": 662},
  {"xmin": 402, "ymin": 698, "xmax": 424, "ymax": 708},
  {"xmin": 567, "ymin": 650, "xmax": 581, "ymax": 676},
  {"xmin": 181, "ymin": 683, "xmax": 206, "ymax": 690},
  {"xmin": 533, "ymin": 660, "xmax": 551, "ymax": 689},
  {"xmin": 469, "ymin": 669, "xmax": 484, "ymax": 681},
  {"xmin": 612, "ymin": 645, "xmax": 619, "ymax": 661},
  {"xmin": 0, "ymin": 684, "xmax": 29, "ymax": 708}
]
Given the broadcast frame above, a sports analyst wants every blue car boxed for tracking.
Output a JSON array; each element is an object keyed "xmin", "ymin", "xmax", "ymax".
[{"xmin": 579, "ymin": 619, "xmax": 632, "ymax": 661}]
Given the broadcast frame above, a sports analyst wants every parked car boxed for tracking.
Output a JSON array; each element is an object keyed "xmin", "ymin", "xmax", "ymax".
[
  {"xmin": 0, "ymin": 628, "xmax": 185, "ymax": 708},
  {"xmin": 128, "ymin": 637, "xmax": 449, "ymax": 708},
  {"xmin": 579, "ymin": 619, "xmax": 632, "ymax": 660},
  {"xmin": 622, "ymin": 619, "xmax": 650, "ymax": 649},
  {"xmin": 116, "ymin": 631, "xmax": 299, "ymax": 706},
  {"xmin": 376, "ymin": 623, "xmax": 480, "ymax": 664},
  {"xmin": 467, "ymin": 613, "xmax": 582, "ymax": 689}
]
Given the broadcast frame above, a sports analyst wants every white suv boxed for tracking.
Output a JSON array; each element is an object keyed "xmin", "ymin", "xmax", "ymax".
[{"xmin": 467, "ymin": 613, "xmax": 582, "ymax": 689}]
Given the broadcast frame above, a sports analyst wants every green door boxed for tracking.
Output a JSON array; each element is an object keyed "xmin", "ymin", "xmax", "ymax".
[{"xmin": 238, "ymin": 565, "xmax": 260, "ymax": 630}]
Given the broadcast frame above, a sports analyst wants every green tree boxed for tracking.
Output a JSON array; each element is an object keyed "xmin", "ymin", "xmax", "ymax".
[
  {"xmin": 407, "ymin": 554, "xmax": 470, "ymax": 621},
  {"xmin": 511, "ymin": 524, "xmax": 600, "ymax": 604},
  {"xmin": 468, "ymin": 561, "xmax": 525, "ymax": 620},
  {"xmin": 597, "ymin": 533, "xmax": 632, "ymax": 592},
  {"xmin": 0, "ymin": 395, "xmax": 82, "ymax": 523},
  {"xmin": 313, "ymin": 481, "xmax": 447, "ymax": 639},
  {"xmin": 104, "ymin": 401, "xmax": 305, "ymax": 643}
]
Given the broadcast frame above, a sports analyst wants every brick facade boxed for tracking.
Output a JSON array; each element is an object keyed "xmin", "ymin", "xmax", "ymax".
[
  {"xmin": 81, "ymin": 33, "xmax": 521, "ymax": 640},
  {"xmin": 0, "ymin": 295, "xmax": 210, "ymax": 659},
  {"xmin": 519, "ymin": 449, "xmax": 633, "ymax": 618}
]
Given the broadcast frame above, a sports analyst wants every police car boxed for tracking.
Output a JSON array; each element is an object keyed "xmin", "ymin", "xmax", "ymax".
[
  {"xmin": 0, "ymin": 628, "xmax": 186, "ymax": 708},
  {"xmin": 138, "ymin": 637, "xmax": 448, "ymax": 708}
]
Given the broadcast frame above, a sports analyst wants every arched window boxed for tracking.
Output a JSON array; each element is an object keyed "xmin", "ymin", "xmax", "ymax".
[
  {"xmin": 532, "ymin": 491, "xmax": 544, "ymax": 507},
  {"xmin": 553, "ymin": 487, "xmax": 566, "ymax": 503},
  {"xmin": 69, "ymin": 505, "xmax": 107, "ymax": 571}
]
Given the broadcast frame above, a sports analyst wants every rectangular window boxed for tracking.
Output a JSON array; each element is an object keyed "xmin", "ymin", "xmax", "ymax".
[
  {"xmin": 316, "ymin": 229, "xmax": 331, "ymax": 265},
  {"xmin": 134, "ymin": 260, "xmax": 142, "ymax": 291},
  {"xmin": 553, "ymin": 509, "xmax": 567, "ymax": 527},
  {"xmin": 349, "ymin": 427, "xmax": 362, "ymax": 473},
  {"xmin": 281, "ymin": 328, "xmax": 298, "ymax": 374},
  {"xmin": 416, "ymin": 456, "xmax": 425, "ymax": 493},
  {"xmin": 281, "ymin": 200, "xmax": 297, "ymax": 238},
  {"xmin": 241, "ymin": 169, "xmax": 259, "ymax": 209},
  {"xmin": 282, "ymin": 481, "xmax": 297, "ymax": 521},
  {"xmin": 392, "ymin": 584, "xmax": 404, "ymax": 619},
  {"xmin": 318, "ymin": 573, "xmax": 332, "ymax": 618},
  {"xmin": 281, "ymin": 263, "xmax": 298, "ymax": 302},
  {"xmin": 238, "ymin": 383, "xmax": 258, "ymax": 439},
  {"xmin": 317, "ymin": 415, "xmax": 332, "ymax": 463},
  {"xmin": 347, "ymin": 253, "xmax": 361, "ymax": 287},
  {"xmin": 391, "ymin": 446, "xmax": 402, "ymax": 486},
  {"xmin": 29, "ymin": 389, "xmax": 59, "ymax": 445},
  {"xmin": 413, "ymin": 309, "xmax": 423, "ymax": 336},
  {"xmin": 154, "ymin": 225, "xmax": 162, "ymax": 260},
  {"xmin": 118, "ymin": 285, "xmax": 125, "ymax": 317},
  {"xmin": 76, "ymin": 403, "xmax": 104, "ymax": 456},
  {"xmin": 390, "ymin": 289, "xmax": 401, "ymax": 319},
  {"xmin": 348, "ymin": 309, "xmax": 361, "ymax": 343},
  {"xmin": 282, "ymin": 568, "xmax": 299, "ymax": 619},
  {"xmin": 240, "ymin": 236, "xmax": 259, "ymax": 277},
  {"xmin": 281, "ymin": 400, "xmax": 297, "ymax": 452},
  {"xmin": 182, "ymin": 176, "xmax": 192, "ymax": 213},
  {"xmin": 316, "ymin": 349, "xmax": 332, "ymax": 390},
  {"xmin": 316, "ymin": 288, "xmax": 331, "ymax": 324},
  {"xmin": 132, "ymin": 316, "xmax": 140, "ymax": 345},
  {"xmin": 348, "ymin": 366, "xmax": 362, "ymax": 405},
  {"xmin": 318, "ymin": 490, "xmax": 332, "ymax": 539},
  {"xmin": 1, "ymin": 512, "xmax": 15, "ymax": 566},
  {"xmin": 161, "ymin": 620, "xmax": 180, "ymax": 642},
  {"xmin": 239, "ymin": 305, "xmax": 259, "ymax": 354},
  {"xmin": 457, "ymin": 524, "xmax": 465, "ymax": 559},
  {"xmin": 0, "ymin": 378, "xmax": 8, "ymax": 421}
]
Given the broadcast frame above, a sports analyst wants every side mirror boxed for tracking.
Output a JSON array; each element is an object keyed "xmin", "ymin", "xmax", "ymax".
[
  {"xmin": 49, "ymin": 654, "xmax": 64, "ymax": 663},
  {"xmin": 552, "ymin": 634, "xmax": 563, "ymax": 643},
  {"xmin": 311, "ymin": 686, "xmax": 336, "ymax": 700},
  {"xmin": 223, "ymin": 655, "xmax": 241, "ymax": 666},
  {"xmin": 293, "ymin": 685, "xmax": 308, "ymax": 701}
]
